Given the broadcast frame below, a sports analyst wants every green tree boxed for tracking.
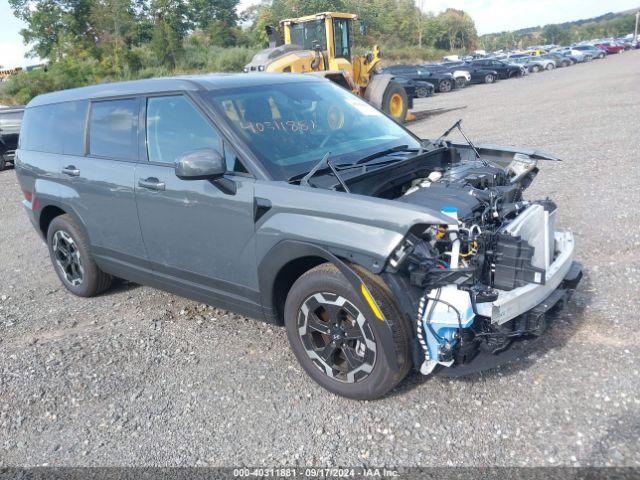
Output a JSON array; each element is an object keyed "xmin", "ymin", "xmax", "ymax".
[{"xmin": 149, "ymin": 0, "xmax": 190, "ymax": 67}]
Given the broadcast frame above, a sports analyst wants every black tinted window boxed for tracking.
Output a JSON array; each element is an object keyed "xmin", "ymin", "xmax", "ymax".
[
  {"xmin": 89, "ymin": 99, "xmax": 138, "ymax": 160},
  {"xmin": 146, "ymin": 96, "xmax": 221, "ymax": 166}
]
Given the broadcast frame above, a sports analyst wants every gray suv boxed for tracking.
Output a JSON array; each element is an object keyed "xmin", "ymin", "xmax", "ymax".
[{"xmin": 16, "ymin": 74, "xmax": 581, "ymax": 399}]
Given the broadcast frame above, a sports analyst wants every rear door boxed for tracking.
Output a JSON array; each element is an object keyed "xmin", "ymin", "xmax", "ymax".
[
  {"xmin": 134, "ymin": 93, "xmax": 259, "ymax": 311},
  {"xmin": 63, "ymin": 97, "xmax": 148, "ymax": 269}
]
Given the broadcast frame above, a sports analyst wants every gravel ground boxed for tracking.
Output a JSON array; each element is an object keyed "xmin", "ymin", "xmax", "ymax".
[{"xmin": 1, "ymin": 51, "xmax": 639, "ymax": 468}]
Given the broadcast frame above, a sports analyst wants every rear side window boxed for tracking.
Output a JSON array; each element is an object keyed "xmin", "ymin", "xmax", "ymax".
[
  {"xmin": 89, "ymin": 99, "xmax": 138, "ymax": 160},
  {"xmin": 146, "ymin": 95, "xmax": 221, "ymax": 165},
  {"xmin": 19, "ymin": 101, "xmax": 87, "ymax": 155}
]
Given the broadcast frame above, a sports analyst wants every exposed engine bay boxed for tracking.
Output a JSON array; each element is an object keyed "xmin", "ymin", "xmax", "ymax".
[{"xmin": 387, "ymin": 143, "xmax": 581, "ymax": 375}]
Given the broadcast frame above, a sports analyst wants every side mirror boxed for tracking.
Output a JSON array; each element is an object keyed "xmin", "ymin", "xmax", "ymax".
[{"xmin": 175, "ymin": 148, "xmax": 225, "ymax": 180}]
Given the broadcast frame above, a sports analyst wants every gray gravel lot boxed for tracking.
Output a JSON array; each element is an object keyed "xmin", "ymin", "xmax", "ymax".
[{"xmin": 1, "ymin": 51, "xmax": 639, "ymax": 468}]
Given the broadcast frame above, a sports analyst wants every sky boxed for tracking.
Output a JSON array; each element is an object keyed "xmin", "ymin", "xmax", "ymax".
[{"xmin": 1, "ymin": 0, "xmax": 639, "ymax": 68}]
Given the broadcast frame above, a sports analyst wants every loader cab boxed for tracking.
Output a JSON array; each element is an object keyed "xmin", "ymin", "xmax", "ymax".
[{"xmin": 281, "ymin": 13, "xmax": 356, "ymax": 76}]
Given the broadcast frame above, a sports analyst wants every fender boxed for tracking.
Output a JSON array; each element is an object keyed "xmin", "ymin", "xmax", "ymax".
[{"xmin": 258, "ymin": 239, "xmax": 400, "ymax": 369}]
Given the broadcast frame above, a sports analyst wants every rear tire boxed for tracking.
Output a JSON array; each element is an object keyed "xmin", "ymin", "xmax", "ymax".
[
  {"xmin": 0, "ymin": 153, "xmax": 6, "ymax": 171},
  {"xmin": 531, "ymin": 65, "xmax": 541, "ymax": 73},
  {"xmin": 47, "ymin": 214, "xmax": 112, "ymax": 297},
  {"xmin": 415, "ymin": 86, "xmax": 430, "ymax": 98},
  {"xmin": 454, "ymin": 77, "xmax": 467, "ymax": 89},
  {"xmin": 545, "ymin": 63, "xmax": 555, "ymax": 70},
  {"xmin": 284, "ymin": 263, "xmax": 412, "ymax": 400},
  {"xmin": 381, "ymin": 81, "xmax": 408, "ymax": 123},
  {"xmin": 484, "ymin": 73, "xmax": 495, "ymax": 84}
]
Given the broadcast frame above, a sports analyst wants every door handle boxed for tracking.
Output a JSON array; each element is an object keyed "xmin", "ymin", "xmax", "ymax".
[
  {"xmin": 138, "ymin": 177, "xmax": 166, "ymax": 191},
  {"xmin": 62, "ymin": 166, "xmax": 80, "ymax": 177}
]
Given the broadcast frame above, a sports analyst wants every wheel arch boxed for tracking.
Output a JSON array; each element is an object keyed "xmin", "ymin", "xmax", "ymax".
[
  {"xmin": 259, "ymin": 240, "xmax": 382, "ymax": 326},
  {"xmin": 39, "ymin": 204, "xmax": 67, "ymax": 238},
  {"xmin": 36, "ymin": 199, "xmax": 89, "ymax": 243}
]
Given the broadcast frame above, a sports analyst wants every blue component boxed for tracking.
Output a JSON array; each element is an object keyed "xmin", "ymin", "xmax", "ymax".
[
  {"xmin": 422, "ymin": 308, "xmax": 475, "ymax": 362},
  {"xmin": 441, "ymin": 206, "xmax": 459, "ymax": 214}
]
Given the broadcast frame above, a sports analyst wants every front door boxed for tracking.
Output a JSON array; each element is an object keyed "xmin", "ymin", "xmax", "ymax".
[{"xmin": 134, "ymin": 94, "xmax": 260, "ymax": 312}]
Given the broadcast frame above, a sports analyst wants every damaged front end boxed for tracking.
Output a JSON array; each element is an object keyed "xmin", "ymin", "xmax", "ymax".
[{"xmin": 382, "ymin": 142, "xmax": 582, "ymax": 376}]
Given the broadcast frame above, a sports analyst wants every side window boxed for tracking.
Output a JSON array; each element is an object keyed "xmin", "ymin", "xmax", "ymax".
[
  {"xmin": 57, "ymin": 101, "xmax": 88, "ymax": 155},
  {"xmin": 20, "ymin": 102, "xmax": 86, "ymax": 154},
  {"xmin": 89, "ymin": 99, "xmax": 138, "ymax": 160},
  {"xmin": 333, "ymin": 19, "xmax": 351, "ymax": 59},
  {"xmin": 19, "ymin": 105, "xmax": 61, "ymax": 153},
  {"xmin": 146, "ymin": 95, "xmax": 221, "ymax": 166}
]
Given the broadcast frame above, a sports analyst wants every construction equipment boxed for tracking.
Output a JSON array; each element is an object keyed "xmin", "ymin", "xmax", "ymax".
[{"xmin": 244, "ymin": 12, "xmax": 413, "ymax": 123}]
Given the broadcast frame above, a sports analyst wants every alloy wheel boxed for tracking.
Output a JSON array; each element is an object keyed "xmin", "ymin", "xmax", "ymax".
[
  {"xmin": 297, "ymin": 292, "xmax": 377, "ymax": 383},
  {"xmin": 52, "ymin": 230, "xmax": 84, "ymax": 286},
  {"xmin": 415, "ymin": 86, "xmax": 430, "ymax": 98}
]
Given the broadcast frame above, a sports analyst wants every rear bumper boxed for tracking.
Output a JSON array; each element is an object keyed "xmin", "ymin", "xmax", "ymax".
[{"xmin": 2, "ymin": 150, "xmax": 16, "ymax": 162}]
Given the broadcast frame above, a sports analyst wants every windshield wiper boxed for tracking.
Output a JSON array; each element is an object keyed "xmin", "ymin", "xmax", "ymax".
[
  {"xmin": 297, "ymin": 152, "xmax": 351, "ymax": 193},
  {"xmin": 353, "ymin": 144, "xmax": 415, "ymax": 165}
]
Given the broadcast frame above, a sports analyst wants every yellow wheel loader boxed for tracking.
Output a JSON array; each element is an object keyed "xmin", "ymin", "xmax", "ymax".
[{"xmin": 244, "ymin": 12, "xmax": 413, "ymax": 123}]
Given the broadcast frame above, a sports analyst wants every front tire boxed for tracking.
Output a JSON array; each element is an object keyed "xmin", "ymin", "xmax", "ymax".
[
  {"xmin": 545, "ymin": 63, "xmax": 555, "ymax": 70},
  {"xmin": 381, "ymin": 81, "xmax": 408, "ymax": 123},
  {"xmin": 284, "ymin": 264, "xmax": 411, "ymax": 400},
  {"xmin": 0, "ymin": 153, "xmax": 6, "ymax": 171},
  {"xmin": 455, "ymin": 77, "xmax": 467, "ymax": 89},
  {"xmin": 47, "ymin": 214, "xmax": 112, "ymax": 297},
  {"xmin": 531, "ymin": 65, "xmax": 541, "ymax": 73},
  {"xmin": 484, "ymin": 73, "xmax": 495, "ymax": 84},
  {"xmin": 438, "ymin": 79, "xmax": 453, "ymax": 92}
]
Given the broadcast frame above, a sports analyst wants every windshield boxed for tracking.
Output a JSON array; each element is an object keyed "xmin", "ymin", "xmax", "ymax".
[
  {"xmin": 207, "ymin": 81, "xmax": 421, "ymax": 180},
  {"xmin": 289, "ymin": 20, "xmax": 327, "ymax": 51}
]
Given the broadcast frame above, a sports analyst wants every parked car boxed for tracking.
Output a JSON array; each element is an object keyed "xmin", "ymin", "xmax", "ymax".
[
  {"xmin": 0, "ymin": 106, "xmax": 24, "ymax": 170},
  {"xmin": 509, "ymin": 56, "xmax": 554, "ymax": 73},
  {"xmin": 441, "ymin": 61, "xmax": 500, "ymax": 84},
  {"xmin": 381, "ymin": 65, "xmax": 457, "ymax": 93},
  {"xmin": 559, "ymin": 49, "xmax": 593, "ymax": 63},
  {"xmin": 595, "ymin": 42, "xmax": 625, "ymax": 54},
  {"xmin": 15, "ymin": 74, "xmax": 581, "ymax": 400},
  {"xmin": 573, "ymin": 44, "xmax": 606, "ymax": 59},
  {"xmin": 392, "ymin": 76, "xmax": 435, "ymax": 98},
  {"xmin": 540, "ymin": 53, "xmax": 573, "ymax": 67},
  {"xmin": 421, "ymin": 64, "xmax": 471, "ymax": 88},
  {"xmin": 467, "ymin": 59, "xmax": 525, "ymax": 79}
]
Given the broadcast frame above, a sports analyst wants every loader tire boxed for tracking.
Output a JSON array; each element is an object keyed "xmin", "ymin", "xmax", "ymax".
[{"xmin": 381, "ymin": 82, "xmax": 408, "ymax": 124}]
